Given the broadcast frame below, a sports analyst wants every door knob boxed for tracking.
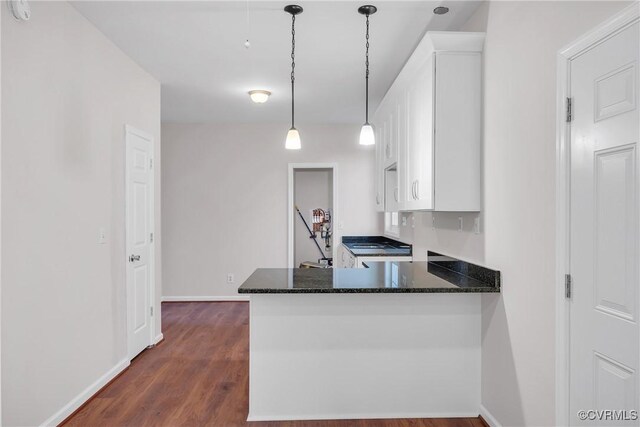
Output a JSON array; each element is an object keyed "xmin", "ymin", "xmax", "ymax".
[{"xmin": 129, "ymin": 254, "xmax": 141, "ymax": 262}]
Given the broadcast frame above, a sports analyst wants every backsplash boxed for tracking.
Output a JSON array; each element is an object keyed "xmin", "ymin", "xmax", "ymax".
[
  {"xmin": 386, "ymin": 211, "xmax": 485, "ymax": 264},
  {"xmin": 428, "ymin": 251, "xmax": 500, "ymax": 288}
]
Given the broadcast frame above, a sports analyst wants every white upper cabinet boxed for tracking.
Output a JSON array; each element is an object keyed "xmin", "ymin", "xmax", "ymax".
[
  {"xmin": 374, "ymin": 122, "xmax": 385, "ymax": 212},
  {"xmin": 395, "ymin": 89, "xmax": 407, "ymax": 210},
  {"xmin": 404, "ymin": 54, "xmax": 435, "ymax": 210},
  {"xmin": 382, "ymin": 97, "xmax": 397, "ymax": 169},
  {"xmin": 374, "ymin": 31, "xmax": 484, "ymax": 212}
]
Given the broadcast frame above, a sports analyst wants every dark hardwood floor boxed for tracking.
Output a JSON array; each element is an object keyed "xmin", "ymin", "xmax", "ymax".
[{"xmin": 64, "ymin": 302, "xmax": 487, "ymax": 427}]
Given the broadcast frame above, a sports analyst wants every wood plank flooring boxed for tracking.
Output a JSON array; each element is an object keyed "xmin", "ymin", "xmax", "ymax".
[{"xmin": 64, "ymin": 302, "xmax": 486, "ymax": 427}]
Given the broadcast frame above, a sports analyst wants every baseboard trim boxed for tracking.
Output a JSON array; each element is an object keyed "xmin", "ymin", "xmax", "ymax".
[
  {"xmin": 162, "ymin": 296, "xmax": 249, "ymax": 302},
  {"xmin": 44, "ymin": 358, "xmax": 130, "ymax": 427},
  {"xmin": 247, "ymin": 412, "xmax": 480, "ymax": 422},
  {"xmin": 153, "ymin": 333, "xmax": 164, "ymax": 345},
  {"xmin": 479, "ymin": 404, "xmax": 502, "ymax": 427}
]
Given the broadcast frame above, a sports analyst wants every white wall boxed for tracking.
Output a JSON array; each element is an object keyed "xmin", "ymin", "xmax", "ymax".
[
  {"xmin": 1, "ymin": 2, "xmax": 161, "ymax": 425},
  {"xmin": 294, "ymin": 169, "xmax": 333, "ymax": 267},
  {"xmin": 162, "ymin": 123, "xmax": 380, "ymax": 298},
  {"xmin": 0, "ymin": 4, "xmax": 3, "ymax": 423},
  {"xmin": 389, "ymin": 2, "xmax": 632, "ymax": 426}
]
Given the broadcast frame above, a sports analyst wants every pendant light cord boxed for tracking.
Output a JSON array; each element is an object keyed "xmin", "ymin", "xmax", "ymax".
[
  {"xmin": 365, "ymin": 13, "xmax": 370, "ymax": 124},
  {"xmin": 290, "ymin": 14, "xmax": 296, "ymax": 128},
  {"xmin": 245, "ymin": 0, "xmax": 250, "ymax": 43}
]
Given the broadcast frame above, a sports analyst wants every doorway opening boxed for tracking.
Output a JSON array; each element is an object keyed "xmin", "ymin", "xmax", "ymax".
[{"xmin": 287, "ymin": 163, "xmax": 338, "ymax": 268}]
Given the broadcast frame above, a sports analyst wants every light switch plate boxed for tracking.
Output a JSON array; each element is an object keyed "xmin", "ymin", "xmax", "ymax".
[{"xmin": 474, "ymin": 217, "xmax": 480, "ymax": 234}]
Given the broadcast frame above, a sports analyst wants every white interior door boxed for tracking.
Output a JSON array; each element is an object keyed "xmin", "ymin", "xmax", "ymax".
[
  {"xmin": 569, "ymin": 20, "xmax": 639, "ymax": 425},
  {"xmin": 126, "ymin": 125, "xmax": 154, "ymax": 359}
]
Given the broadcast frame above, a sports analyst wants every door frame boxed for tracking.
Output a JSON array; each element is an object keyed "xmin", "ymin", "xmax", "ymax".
[
  {"xmin": 287, "ymin": 163, "xmax": 339, "ymax": 268},
  {"xmin": 555, "ymin": 4, "xmax": 639, "ymax": 425},
  {"xmin": 125, "ymin": 124, "xmax": 156, "ymax": 359}
]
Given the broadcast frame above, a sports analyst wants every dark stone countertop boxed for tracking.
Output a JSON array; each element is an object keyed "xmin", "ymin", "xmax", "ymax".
[
  {"xmin": 342, "ymin": 235, "xmax": 412, "ymax": 257},
  {"xmin": 238, "ymin": 253, "xmax": 500, "ymax": 294}
]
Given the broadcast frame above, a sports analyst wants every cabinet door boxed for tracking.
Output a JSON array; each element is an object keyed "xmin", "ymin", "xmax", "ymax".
[
  {"xmin": 405, "ymin": 54, "xmax": 435, "ymax": 210},
  {"xmin": 384, "ymin": 167, "xmax": 399, "ymax": 212},
  {"xmin": 339, "ymin": 245, "xmax": 348, "ymax": 268},
  {"xmin": 396, "ymin": 89, "xmax": 408, "ymax": 211},
  {"xmin": 432, "ymin": 52, "xmax": 482, "ymax": 211},
  {"xmin": 374, "ymin": 123, "xmax": 385, "ymax": 212},
  {"xmin": 415, "ymin": 55, "xmax": 435, "ymax": 209},
  {"xmin": 383, "ymin": 102, "xmax": 397, "ymax": 168}
]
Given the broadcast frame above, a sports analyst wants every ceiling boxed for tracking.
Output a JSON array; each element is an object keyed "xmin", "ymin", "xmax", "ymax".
[{"xmin": 72, "ymin": 1, "xmax": 483, "ymax": 124}]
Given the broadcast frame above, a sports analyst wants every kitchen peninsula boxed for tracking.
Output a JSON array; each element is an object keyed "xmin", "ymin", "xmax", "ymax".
[{"xmin": 239, "ymin": 252, "xmax": 500, "ymax": 421}]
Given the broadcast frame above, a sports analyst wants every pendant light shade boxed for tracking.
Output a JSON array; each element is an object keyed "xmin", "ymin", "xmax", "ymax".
[
  {"xmin": 358, "ymin": 5, "xmax": 377, "ymax": 146},
  {"xmin": 284, "ymin": 5, "xmax": 303, "ymax": 149},
  {"xmin": 359, "ymin": 123, "xmax": 375, "ymax": 146},
  {"xmin": 285, "ymin": 128, "xmax": 301, "ymax": 150}
]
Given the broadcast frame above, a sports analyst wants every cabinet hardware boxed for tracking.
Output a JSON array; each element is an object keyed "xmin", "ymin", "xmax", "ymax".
[
  {"xmin": 394, "ymin": 187, "xmax": 398, "ymax": 202},
  {"xmin": 566, "ymin": 97, "xmax": 573, "ymax": 123},
  {"xmin": 565, "ymin": 274, "xmax": 572, "ymax": 298},
  {"xmin": 129, "ymin": 254, "xmax": 141, "ymax": 262}
]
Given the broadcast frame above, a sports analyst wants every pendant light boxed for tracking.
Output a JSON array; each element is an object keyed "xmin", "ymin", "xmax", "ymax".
[
  {"xmin": 284, "ymin": 5, "xmax": 303, "ymax": 150},
  {"xmin": 358, "ymin": 5, "xmax": 377, "ymax": 146}
]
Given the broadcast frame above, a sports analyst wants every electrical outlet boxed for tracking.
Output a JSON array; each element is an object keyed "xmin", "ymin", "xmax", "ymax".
[
  {"xmin": 98, "ymin": 227, "xmax": 106, "ymax": 244},
  {"xmin": 431, "ymin": 215, "xmax": 436, "ymax": 229},
  {"xmin": 401, "ymin": 215, "xmax": 407, "ymax": 226},
  {"xmin": 458, "ymin": 217, "xmax": 463, "ymax": 232},
  {"xmin": 411, "ymin": 215, "xmax": 415, "ymax": 229},
  {"xmin": 474, "ymin": 217, "xmax": 480, "ymax": 234},
  {"xmin": 227, "ymin": 274, "xmax": 235, "ymax": 284}
]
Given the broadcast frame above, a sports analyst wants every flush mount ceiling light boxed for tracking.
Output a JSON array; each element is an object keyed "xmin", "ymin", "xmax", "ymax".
[
  {"xmin": 358, "ymin": 5, "xmax": 377, "ymax": 146},
  {"xmin": 248, "ymin": 90, "xmax": 271, "ymax": 104},
  {"xmin": 433, "ymin": 6, "xmax": 450, "ymax": 15},
  {"xmin": 9, "ymin": 0, "xmax": 31, "ymax": 21},
  {"xmin": 284, "ymin": 5, "xmax": 303, "ymax": 150}
]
